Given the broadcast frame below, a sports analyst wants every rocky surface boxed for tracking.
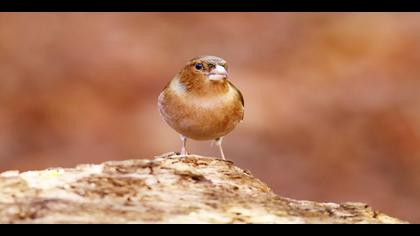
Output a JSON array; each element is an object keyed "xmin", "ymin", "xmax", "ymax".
[{"xmin": 0, "ymin": 153, "xmax": 407, "ymax": 224}]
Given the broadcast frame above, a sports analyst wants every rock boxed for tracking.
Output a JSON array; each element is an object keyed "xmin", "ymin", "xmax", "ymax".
[{"xmin": 0, "ymin": 153, "xmax": 407, "ymax": 224}]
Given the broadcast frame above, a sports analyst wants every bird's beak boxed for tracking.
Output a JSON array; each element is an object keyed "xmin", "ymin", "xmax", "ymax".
[{"xmin": 208, "ymin": 65, "xmax": 228, "ymax": 81}]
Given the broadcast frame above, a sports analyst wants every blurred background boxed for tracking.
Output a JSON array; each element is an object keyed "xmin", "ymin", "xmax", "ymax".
[{"xmin": 0, "ymin": 13, "xmax": 419, "ymax": 222}]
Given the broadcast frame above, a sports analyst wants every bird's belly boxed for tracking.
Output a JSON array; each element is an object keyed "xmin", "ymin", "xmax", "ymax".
[{"xmin": 159, "ymin": 95, "xmax": 243, "ymax": 140}]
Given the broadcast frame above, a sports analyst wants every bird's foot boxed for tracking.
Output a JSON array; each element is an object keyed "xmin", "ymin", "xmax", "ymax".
[
  {"xmin": 179, "ymin": 146, "xmax": 190, "ymax": 157},
  {"xmin": 154, "ymin": 152, "xmax": 178, "ymax": 159},
  {"xmin": 172, "ymin": 150, "xmax": 190, "ymax": 158}
]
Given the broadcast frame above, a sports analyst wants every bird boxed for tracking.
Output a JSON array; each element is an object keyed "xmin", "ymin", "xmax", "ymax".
[{"xmin": 158, "ymin": 55, "xmax": 244, "ymax": 160}]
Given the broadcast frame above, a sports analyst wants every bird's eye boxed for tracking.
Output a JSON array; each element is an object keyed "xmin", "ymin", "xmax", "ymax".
[{"xmin": 195, "ymin": 63, "xmax": 203, "ymax": 70}]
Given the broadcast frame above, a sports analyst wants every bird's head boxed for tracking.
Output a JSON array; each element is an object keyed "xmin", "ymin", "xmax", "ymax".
[
  {"xmin": 181, "ymin": 55, "xmax": 228, "ymax": 82},
  {"xmin": 173, "ymin": 55, "xmax": 231, "ymax": 96}
]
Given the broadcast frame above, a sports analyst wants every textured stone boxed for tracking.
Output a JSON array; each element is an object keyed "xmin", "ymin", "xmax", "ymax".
[{"xmin": 0, "ymin": 153, "xmax": 407, "ymax": 224}]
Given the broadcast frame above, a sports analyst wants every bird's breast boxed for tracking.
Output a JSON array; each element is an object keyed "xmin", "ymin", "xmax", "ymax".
[{"xmin": 158, "ymin": 84, "xmax": 244, "ymax": 140}]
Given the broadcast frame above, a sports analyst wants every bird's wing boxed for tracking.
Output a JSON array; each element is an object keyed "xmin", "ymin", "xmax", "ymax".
[
  {"xmin": 228, "ymin": 81, "xmax": 244, "ymax": 108},
  {"xmin": 228, "ymin": 81, "xmax": 244, "ymax": 121}
]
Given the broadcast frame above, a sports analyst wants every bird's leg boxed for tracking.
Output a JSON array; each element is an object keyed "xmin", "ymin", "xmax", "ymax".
[
  {"xmin": 180, "ymin": 135, "xmax": 188, "ymax": 156},
  {"xmin": 215, "ymin": 137, "xmax": 225, "ymax": 160}
]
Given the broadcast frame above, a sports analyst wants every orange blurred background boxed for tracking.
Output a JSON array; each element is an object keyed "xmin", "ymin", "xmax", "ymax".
[{"xmin": 0, "ymin": 13, "xmax": 419, "ymax": 222}]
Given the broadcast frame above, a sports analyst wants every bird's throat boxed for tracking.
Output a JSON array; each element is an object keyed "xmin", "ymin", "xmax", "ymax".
[{"xmin": 176, "ymin": 75, "xmax": 229, "ymax": 97}]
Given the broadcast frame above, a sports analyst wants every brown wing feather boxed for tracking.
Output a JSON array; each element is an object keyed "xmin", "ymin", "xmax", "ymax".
[
  {"xmin": 228, "ymin": 81, "xmax": 244, "ymax": 107},
  {"xmin": 228, "ymin": 81, "xmax": 244, "ymax": 121}
]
